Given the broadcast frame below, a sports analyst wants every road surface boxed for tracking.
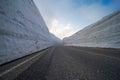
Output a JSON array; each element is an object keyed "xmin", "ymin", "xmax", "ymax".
[{"xmin": 6, "ymin": 46, "xmax": 120, "ymax": 80}]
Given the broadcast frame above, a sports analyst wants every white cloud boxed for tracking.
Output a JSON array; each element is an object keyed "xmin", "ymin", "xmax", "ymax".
[{"xmin": 49, "ymin": 19, "xmax": 78, "ymax": 39}]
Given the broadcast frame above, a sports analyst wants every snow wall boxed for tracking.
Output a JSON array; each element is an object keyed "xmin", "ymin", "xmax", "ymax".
[
  {"xmin": 0, "ymin": 0, "xmax": 62, "ymax": 65},
  {"xmin": 63, "ymin": 11, "xmax": 120, "ymax": 48}
]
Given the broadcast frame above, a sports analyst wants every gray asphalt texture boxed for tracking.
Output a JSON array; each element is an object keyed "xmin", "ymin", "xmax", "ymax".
[{"xmin": 15, "ymin": 46, "xmax": 120, "ymax": 80}]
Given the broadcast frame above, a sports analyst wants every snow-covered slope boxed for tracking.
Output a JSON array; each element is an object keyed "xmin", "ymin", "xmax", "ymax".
[
  {"xmin": 0, "ymin": 0, "xmax": 62, "ymax": 64},
  {"xmin": 63, "ymin": 11, "xmax": 120, "ymax": 48}
]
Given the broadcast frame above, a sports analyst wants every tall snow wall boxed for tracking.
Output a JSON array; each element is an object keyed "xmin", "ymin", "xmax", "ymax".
[
  {"xmin": 0, "ymin": 0, "xmax": 62, "ymax": 64},
  {"xmin": 63, "ymin": 11, "xmax": 120, "ymax": 48}
]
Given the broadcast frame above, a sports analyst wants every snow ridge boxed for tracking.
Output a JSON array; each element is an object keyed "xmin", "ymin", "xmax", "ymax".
[
  {"xmin": 0, "ymin": 0, "xmax": 62, "ymax": 64},
  {"xmin": 63, "ymin": 10, "xmax": 120, "ymax": 48}
]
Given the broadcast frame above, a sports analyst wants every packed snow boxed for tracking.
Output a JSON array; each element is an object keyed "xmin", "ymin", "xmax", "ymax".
[
  {"xmin": 63, "ymin": 11, "xmax": 120, "ymax": 48},
  {"xmin": 0, "ymin": 0, "xmax": 62, "ymax": 65}
]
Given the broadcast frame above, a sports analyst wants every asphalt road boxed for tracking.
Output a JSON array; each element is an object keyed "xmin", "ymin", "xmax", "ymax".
[{"xmin": 15, "ymin": 46, "xmax": 120, "ymax": 80}]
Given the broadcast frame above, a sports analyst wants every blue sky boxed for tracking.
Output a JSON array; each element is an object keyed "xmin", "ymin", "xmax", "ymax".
[{"xmin": 34, "ymin": 0, "xmax": 120, "ymax": 39}]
